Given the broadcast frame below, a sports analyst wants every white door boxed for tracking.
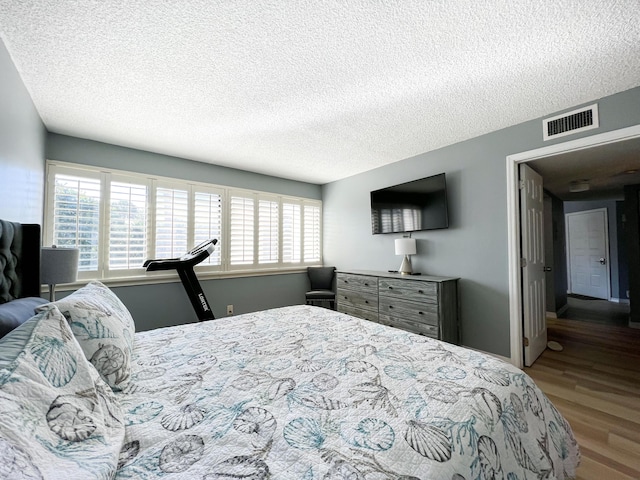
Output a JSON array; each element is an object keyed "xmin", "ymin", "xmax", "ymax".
[
  {"xmin": 520, "ymin": 164, "xmax": 547, "ymax": 367},
  {"xmin": 566, "ymin": 209, "xmax": 610, "ymax": 300}
]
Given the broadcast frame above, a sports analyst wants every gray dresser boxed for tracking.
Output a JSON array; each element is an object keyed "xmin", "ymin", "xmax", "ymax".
[{"xmin": 337, "ymin": 270, "xmax": 459, "ymax": 344}]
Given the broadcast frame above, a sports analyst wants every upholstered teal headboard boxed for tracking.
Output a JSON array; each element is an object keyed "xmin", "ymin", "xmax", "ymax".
[{"xmin": 0, "ymin": 220, "xmax": 41, "ymax": 304}]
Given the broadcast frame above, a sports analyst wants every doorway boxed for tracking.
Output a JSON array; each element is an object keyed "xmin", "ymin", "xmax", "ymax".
[
  {"xmin": 506, "ymin": 124, "xmax": 640, "ymax": 368},
  {"xmin": 566, "ymin": 208, "xmax": 610, "ymax": 300}
]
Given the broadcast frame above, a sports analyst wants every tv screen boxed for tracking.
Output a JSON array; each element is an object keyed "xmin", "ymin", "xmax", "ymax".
[{"xmin": 370, "ymin": 173, "xmax": 449, "ymax": 234}]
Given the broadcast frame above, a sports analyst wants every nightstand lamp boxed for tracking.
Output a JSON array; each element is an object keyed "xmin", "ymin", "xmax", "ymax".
[
  {"xmin": 41, "ymin": 246, "xmax": 79, "ymax": 301},
  {"xmin": 395, "ymin": 237, "xmax": 417, "ymax": 275}
]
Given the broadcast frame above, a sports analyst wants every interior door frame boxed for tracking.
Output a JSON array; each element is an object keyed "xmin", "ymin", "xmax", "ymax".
[
  {"xmin": 565, "ymin": 208, "xmax": 611, "ymax": 300},
  {"xmin": 506, "ymin": 124, "xmax": 640, "ymax": 369}
]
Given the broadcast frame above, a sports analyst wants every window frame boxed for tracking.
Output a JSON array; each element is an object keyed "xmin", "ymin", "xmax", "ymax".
[{"xmin": 44, "ymin": 160, "xmax": 323, "ymax": 284}]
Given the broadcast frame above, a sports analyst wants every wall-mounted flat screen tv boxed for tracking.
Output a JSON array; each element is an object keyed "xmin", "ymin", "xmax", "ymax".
[{"xmin": 370, "ymin": 173, "xmax": 449, "ymax": 234}]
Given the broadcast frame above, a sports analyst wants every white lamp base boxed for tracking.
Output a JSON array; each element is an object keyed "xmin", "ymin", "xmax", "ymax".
[{"xmin": 398, "ymin": 255, "xmax": 412, "ymax": 275}]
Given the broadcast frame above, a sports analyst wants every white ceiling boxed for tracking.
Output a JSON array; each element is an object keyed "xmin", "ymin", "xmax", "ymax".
[
  {"xmin": 529, "ymin": 136, "xmax": 640, "ymax": 202},
  {"xmin": 1, "ymin": 1, "xmax": 639, "ymax": 185}
]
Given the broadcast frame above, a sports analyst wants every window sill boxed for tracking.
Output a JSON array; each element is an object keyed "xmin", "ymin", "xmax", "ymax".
[{"xmin": 45, "ymin": 265, "xmax": 319, "ymax": 294}]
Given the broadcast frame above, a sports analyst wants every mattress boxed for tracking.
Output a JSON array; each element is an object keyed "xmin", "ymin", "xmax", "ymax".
[{"xmin": 114, "ymin": 305, "xmax": 580, "ymax": 479}]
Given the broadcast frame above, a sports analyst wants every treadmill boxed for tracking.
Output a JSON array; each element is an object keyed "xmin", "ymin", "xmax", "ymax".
[{"xmin": 143, "ymin": 239, "xmax": 218, "ymax": 321}]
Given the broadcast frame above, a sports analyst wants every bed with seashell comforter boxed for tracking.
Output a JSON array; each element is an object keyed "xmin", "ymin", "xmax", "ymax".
[{"xmin": 0, "ymin": 281, "xmax": 580, "ymax": 479}]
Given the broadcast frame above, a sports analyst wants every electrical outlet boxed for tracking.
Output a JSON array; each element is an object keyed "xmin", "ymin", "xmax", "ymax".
[{"xmin": 226, "ymin": 304, "xmax": 234, "ymax": 315}]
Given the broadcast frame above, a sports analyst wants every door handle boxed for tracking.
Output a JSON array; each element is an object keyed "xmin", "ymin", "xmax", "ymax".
[
  {"xmin": 599, "ymin": 258, "xmax": 606, "ymax": 265},
  {"xmin": 543, "ymin": 266, "xmax": 552, "ymax": 272}
]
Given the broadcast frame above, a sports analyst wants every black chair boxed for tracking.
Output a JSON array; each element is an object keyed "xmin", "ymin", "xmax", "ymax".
[{"xmin": 305, "ymin": 266, "xmax": 336, "ymax": 310}]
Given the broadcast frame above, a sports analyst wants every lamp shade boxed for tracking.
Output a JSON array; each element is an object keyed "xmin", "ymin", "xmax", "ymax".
[
  {"xmin": 41, "ymin": 247, "xmax": 79, "ymax": 285},
  {"xmin": 394, "ymin": 238, "xmax": 416, "ymax": 256}
]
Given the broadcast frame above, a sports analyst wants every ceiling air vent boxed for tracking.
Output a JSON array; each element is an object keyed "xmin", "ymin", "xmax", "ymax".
[{"xmin": 543, "ymin": 104, "xmax": 599, "ymax": 141}]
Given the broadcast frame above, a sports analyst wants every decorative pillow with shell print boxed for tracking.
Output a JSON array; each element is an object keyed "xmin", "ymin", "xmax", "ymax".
[
  {"xmin": 0, "ymin": 305, "xmax": 124, "ymax": 479},
  {"xmin": 38, "ymin": 281, "xmax": 136, "ymax": 391}
]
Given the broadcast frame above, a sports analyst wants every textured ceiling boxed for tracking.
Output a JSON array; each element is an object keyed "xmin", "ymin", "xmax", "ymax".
[
  {"xmin": 1, "ymin": 1, "xmax": 639, "ymax": 184},
  {"xmin": 529, "ymin": 137, "xmax": 640, "ymax": 202}
]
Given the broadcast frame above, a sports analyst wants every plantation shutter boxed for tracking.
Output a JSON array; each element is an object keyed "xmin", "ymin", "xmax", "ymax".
[
  {"xmin": 303, "ymin": 204, "xmax": 321, "ymax": 262},
  {"xmin": 194, "ymin": 190, "xmax": 223, "ymax": 266},
  {"xmin": 229, "ymin": 194, "xmax": 254, "ymax": 265},
  {"xmin": 155, "ymin": 187, "xmax": 188, "ymax": 258},
  {"xmin": 46, "ymin": 161, "xmax": 323, "ymax": 281},
  {"xmin": 51, "ymin": 173, "xmax": 101, "ymax": 272},
  {"xmin": 109, "ymin": 180, "xmax": 148, "ymax": 270},
  {"xmin": 258, "ymin": 198, "xmax": 279, "ymax": 264},
  {"xmin": 282, "ymin": 202, "xmax": 301, "ymax": 263}
]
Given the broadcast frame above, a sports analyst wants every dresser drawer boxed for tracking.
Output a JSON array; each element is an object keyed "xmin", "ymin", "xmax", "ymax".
[
  {"xmin": 338, "ymin": 304, "xmax": 380, "ymax": 323},
  {"xmin": 379, "ymin": 314, "xmax": 439, "ymax": 338},
  {"xmin": 338, "ymin": 287, "xmax": 378, "ymax": 312},
  {"xmin": 379, "ymin": 278, "xmax": 438, "ymax": 303},
  {"xmin": 337, "ymin": 273, "xmax": 378, "ymax": 294},
  {"xmin": 336, "ymin": 271, "xmax": 458, "ymax": 344},
  {"xmin": 379, "ymin": 297, "xmax": 438, "ymax": 325}
]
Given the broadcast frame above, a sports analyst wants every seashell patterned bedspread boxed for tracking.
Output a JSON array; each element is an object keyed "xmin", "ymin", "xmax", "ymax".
[{"xmin": 115, "ymin": 305, "xmax": 579, "ymax": 479}]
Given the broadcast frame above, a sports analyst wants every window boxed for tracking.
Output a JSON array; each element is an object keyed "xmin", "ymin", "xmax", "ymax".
[
  {"xmin": 50, "ymin": 172, "xmax": 101, "ymax": 273},
  {"xmin": 258, "ymin": 198, "xmax": 279, "ymax": 264},
  {"xmin": 193, "ymin": 190, "xmax": 223, "ymax": 266},
  {"xmin": 45, "ymin": 161, "xmax": 322, "ymax": 281},
  {"xmin": 304, "ymin": 204, "xmax": 321, "ymax": 262},
  {"xmin": 109, "ymin": 179, "xmax": 147, "ymax": 271},
  {"xmin": 282, "ymin": 202, "xmax": 301, "ymax": 263},
  {"xmin": 229, "ymin": 194, "xmax": 254, "ymax": 266},
  {"xmin": 155, "ymin": 186, "xmax": 189, "ymax": 259}
]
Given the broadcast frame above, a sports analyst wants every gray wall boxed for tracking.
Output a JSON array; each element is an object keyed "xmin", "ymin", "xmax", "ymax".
[
  {"xmin": 47, "ymin": 134, "xmax": 322, "ymax": 200},
  {"xmin": 46, "ymin": 134, "xmax": 322, "ymax": 331},
  {"xmin": 323, "ymin": 86, "xmax": 640, "ymax": 357},
  {"xmin": 616, "ymin": 200, "xmax": 629, "ymax": 300},
  {"xmin": 0, "ymin": 39, "xmax": 46, "ymax": 223},
  {"xmin": 54, "ymin": 272, "xmax": 310, "ymax": 331},
  {"xmin": 564, "ymin": 200, "xmax": 624, "ymax": 300},
  {"xmin": 544, "ymin": 192, "xmax": 568, "ymax": 315}
]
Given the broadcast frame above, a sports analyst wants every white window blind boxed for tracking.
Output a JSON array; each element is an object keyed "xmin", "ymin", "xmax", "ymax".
[
  {"xmin": 304, "ymin": 204, "xmax": 321, "ymax": 262},
  {"xmin": 51, "ymin": 173, "xmax": 101, "ymax": 272},
  {"xmin": 109, "ymin": 180, "xmax": 148, "ymax": 270},
  {"xmin": 258, "ymin": 199, "xmax": 279, "ymax": 264},
  {"xmin": 155, "ymin": 187, "xmax": 188, "ymax": 259},
  {"xmin": 194, "ymin": 190, "xmax": 223, "ymax": 266},
  {"xmin": 229, "ymin": 195, "xmax": 254, "ymax": 265},
  {"xmin": 45, "ymin": 161, "xmax": 322, "ymax": 281},
  {"xmin": 282, "ymin": 202, "xmax": 301, "ymax": 263}
]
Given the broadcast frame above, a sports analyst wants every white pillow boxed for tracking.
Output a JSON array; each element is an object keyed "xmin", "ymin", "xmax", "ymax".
[
  {"xmin": 0, "ymin": 305, "xmax": 124, "ymax": 478},
  {"xmin": 39, "ymin": 281, "xmax": 135, "ymax": 391}
]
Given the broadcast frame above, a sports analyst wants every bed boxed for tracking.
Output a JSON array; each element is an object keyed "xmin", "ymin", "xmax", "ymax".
[
  {"xmin": 0, "ymin": 219, "xmax": 47, "ymax": 338},
  {"xmin": 0, "ymin": 219, "xmax": 579, "ymax": 479},
  {"xmin": 0, "ymin": 281, "xmax": 580, "ymax": 479}
]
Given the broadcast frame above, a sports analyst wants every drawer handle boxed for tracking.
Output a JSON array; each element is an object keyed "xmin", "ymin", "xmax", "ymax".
[
  {"xmin": 418, "ymin": 311, "xmax": 424, "ymax": 315},
  {"xmin": 388, "ymin": 286, "xmax": 393, "ymax": 290},
  {"xmin": 418, "ymin": 290, "xmax": 424, "ymax": 294},
  {"xmin": 388, "ymin": 305, "xmax": 394, "ymax": 309},
  {"xmin": 364, "ymin": 283, "xmax": 369, "ymax": 286}
]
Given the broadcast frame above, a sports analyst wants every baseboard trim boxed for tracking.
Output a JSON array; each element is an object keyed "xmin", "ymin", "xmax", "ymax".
[
  {"xmin": 629, "ymin": 322, "xmax": 640, "ymax": 330},
  {"xmin": 546, "ymin": 311, "xmax": 557, "ymax": 319},
  {"xmin": 556, "ymin": 304, "xmax": 569, "ymax": 316},
  {"xmin": 465, "ymin": 346, "xmax": 511, "ymax": 364},
  {"xmin": 609, "ymin": 297, "xmax": 630, "ymax": 305}
]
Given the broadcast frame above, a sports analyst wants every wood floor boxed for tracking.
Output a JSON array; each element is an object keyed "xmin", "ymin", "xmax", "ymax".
[{"xmin": 524, "ymin": 315, "xmax": 640, "ymax": 479}]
